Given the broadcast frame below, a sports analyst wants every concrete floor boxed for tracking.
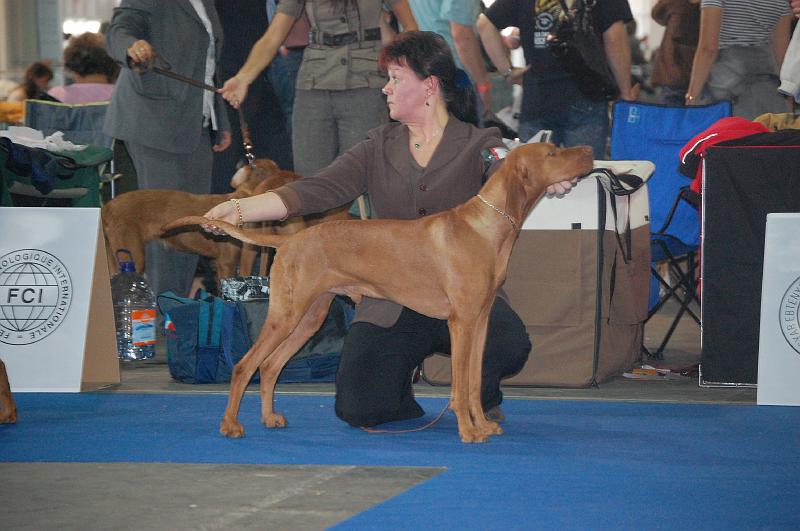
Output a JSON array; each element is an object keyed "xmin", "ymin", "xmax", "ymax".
[{"xmin": 1, "ymin": 300, "xmax": 757, "ymax": 530}]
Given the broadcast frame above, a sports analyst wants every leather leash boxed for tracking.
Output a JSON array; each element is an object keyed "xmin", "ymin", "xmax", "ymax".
[
  {"xmin": 130, "ymin": 53, "xmax": 255, "ymax": 167},
  {"xmin": 361, "ymin": 403, "xmax": 450, "ymax": 435}
]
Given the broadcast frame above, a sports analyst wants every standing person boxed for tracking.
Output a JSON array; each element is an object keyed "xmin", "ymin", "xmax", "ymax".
[
  {"xmin": 477, "ymin": 0, "xmax": 638, "ymax": 158},
  {"xmin": 103, "ymin": 0, "xmax": 232, "ymax": 298},
  {"xmin": 685, "ymin": 0, "xmax": 793, "ymax": 118},
  {"xmin": 265, "ymin": 0, "xmax": 310, "ymax": 166},
  {"xmin": 48, "ymin": 32, "xmax": 118, "ymax": 104},
  {"xmin": 218, "ymin": 0, "xmax": 418, "ymax": 180},
  {"xmin": 649, "ymin": 0, "xmax": 701, "ymax": 106},
  {"xmin": 204, "ymin": 32, "xmax": 579, "ymax": 427},
  {"xmin": 408, "ymin": 0, "xmax": 492, "ymax": 124}
]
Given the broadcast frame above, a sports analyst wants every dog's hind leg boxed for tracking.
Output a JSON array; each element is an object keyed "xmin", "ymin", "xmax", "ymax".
[
  {"xmin": 257, "ymin": 292, "xmax": 336, "ymax": 428},
  {"xmin": 219, "ymin": 290, "xmax": 333, "ymax": 438},
  {"xmin": 220, "ymin": 316, "xmax": 296, "ymax": 438}
]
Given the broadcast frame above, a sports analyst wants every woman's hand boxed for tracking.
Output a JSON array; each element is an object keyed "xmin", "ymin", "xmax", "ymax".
[
  {"xmin": 127, "ymin": 39, "xmax": 154, "ymax": 65},
  {"xmin": 546, "ymin": 177, "xmax": 579, "ymax": 197},
  {"xmin": 201, "ymin": 200, "xmax": 239, "ymax": 235},
  {"xmin": 219, "ymin": 76, "xmax": 248, "ymax": 109}
]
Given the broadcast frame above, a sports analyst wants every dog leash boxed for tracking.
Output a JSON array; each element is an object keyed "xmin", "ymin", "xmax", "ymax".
[
  {"xmin": 361, "ymin": 403, "xmax": 450, "ymax": 435},
  {"xmin": 130, "ymin": 53, "xmax": 256, "ymax": 167}
]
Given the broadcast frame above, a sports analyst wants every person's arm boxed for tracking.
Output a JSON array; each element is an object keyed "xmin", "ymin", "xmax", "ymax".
[
  {"xmin": 218, "ymin": 12, "xmax": 296, "ymax": 107},
  {"xmin": 792, "ymin": 0, "xmax": 800, "ymax": 17},
  {"xmin": 603, "ymin": 20, "xmax": 638, "ymax": 101},
  {"xmin": 450, "ymin": 20, "xmax": 492, "ymax": 112},
  {"xmin": 773, "ymin": 14, "xmax": 793, "ymax": 68},
  {"xmin": 203, "ymin": 191, "xmax": 289, "ymax": 234},
  {"xmin": 104, "ymin": 4, "xmax": 157, "ymax": 67},
  {"xmin": 476, "ymin": 14, "xmax": 528, "ymax": 85},
  {"xmin": 389, "ymin": 0, "xmax": 419, "ymax": 31},
  {"xmin": 685, "ymin": 6, "xmax": 721, "ymax": 104}
]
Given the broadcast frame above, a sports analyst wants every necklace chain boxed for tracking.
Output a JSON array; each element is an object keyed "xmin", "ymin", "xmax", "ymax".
[
  {"xmin": 411, "ymin": 127, "xmax": 441, "ymax": 151},
  {"xmin": 477, "ymin": 194, "xmax": 519, "ymax": 232}
]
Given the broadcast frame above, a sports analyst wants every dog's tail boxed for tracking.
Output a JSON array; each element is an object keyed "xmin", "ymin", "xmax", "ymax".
[{"xmin": 161, "ymin": 216, "xmax": 288, "ymax": 248}]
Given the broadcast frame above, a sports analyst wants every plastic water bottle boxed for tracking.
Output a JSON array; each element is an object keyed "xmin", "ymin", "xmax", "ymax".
[{"xmin": 110, "ymin": 250, "xmax": 156, "ymax": 360}]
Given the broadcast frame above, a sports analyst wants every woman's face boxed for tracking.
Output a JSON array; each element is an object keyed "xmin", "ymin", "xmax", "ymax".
[
  {"xmin": 383, "ymin": 61, "xmax": 428, "ymax": 122},
  {"xmin": 33, "ymin": 75, "xmax": 51, "ymax": 91}
]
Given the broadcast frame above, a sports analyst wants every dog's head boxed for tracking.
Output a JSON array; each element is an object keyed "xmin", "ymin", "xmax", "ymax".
[
  {"xmin": 229, "ymin": 159, "xmax": 281, "ymax": 195},
  {"xmin": 499, "ymin": 142, "xmax": 594, "ymax": 219},
  {"xmin": 507, "ymin": 142, "xmax": 594, "ymax": 188},
  {"xmin": 250, "ymin": 169, "xmax": 303, "ymax": 196}
]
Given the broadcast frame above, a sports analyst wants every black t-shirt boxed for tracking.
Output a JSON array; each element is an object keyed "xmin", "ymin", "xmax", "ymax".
[{"xmin": 485, "ymin": 0, "xmax": 633, "ymax": 117}]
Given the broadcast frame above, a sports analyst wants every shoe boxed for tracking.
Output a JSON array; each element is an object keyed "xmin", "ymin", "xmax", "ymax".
[{"xmin": 484, "ymin": 405, "xmax": 505, "ymax": 423}]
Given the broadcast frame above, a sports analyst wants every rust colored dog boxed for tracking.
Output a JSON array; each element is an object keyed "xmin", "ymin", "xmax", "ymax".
[
  {"xmin": 103, "ymin": 160, "xmax": 349, "ymax": 283},
  {"xmin": 0, "ymin": 359, "xmax": 16, "ymax": 424},
  {"xmin": 166, "ymin": 143, "xmax": 593, "ymax": 443}
]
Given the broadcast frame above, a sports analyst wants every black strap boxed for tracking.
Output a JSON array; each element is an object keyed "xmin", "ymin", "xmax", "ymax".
[{"xmin": 608, "ymin": 195, "xmax": 632, "ymax": 264}]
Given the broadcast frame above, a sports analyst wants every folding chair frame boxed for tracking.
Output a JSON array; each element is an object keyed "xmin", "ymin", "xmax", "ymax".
[{"xmin": 643, "ymin": 187, "xmax": 701, "ymax": 359}]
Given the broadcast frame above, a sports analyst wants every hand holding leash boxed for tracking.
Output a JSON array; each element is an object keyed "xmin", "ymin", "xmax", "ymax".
[
  {"xmin": 127, "ymin": 39, "xmax": 154, "ymax": 67},
  {"xmin": 219, "ymin": 76, "xmax": 249, "ymax": 109}
]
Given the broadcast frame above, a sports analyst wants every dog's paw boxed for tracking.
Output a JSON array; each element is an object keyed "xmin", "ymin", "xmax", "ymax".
[
  {"xmin": 262, "ymin": 413, "xmax": 287, "ymax": 428},
  {"xmin": 219, "ymin": 418, "xmax": 245, "ymax": 438},
  {"xmin": 0, "ymin": 409, "xmax": 16, "ymax": 424},
  {"xmin": 459, "ymin": 427, "xmax": 490, "ymax": 444}
]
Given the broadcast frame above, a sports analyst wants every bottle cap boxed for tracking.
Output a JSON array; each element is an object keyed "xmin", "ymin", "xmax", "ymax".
[{"xmin": 119, "ymin": 261, "xmax": 136, "ymax": 273}]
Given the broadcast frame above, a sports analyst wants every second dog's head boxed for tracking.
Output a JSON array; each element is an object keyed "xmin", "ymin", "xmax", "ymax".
[{"xmin": 229, "ymin": 159, "xmax": 281, "ymax": 195}]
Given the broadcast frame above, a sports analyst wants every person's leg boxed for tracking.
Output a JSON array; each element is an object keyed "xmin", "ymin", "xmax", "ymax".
[
  {"xmin": 292, "ymin": 89, "xmax": 338, "ymax": 177},
  {"xmin": 124, "ymin": 131, "xmax": 212, "ymax": 296},
  {"xmin": 266, "ymin": 48, "xmax": 303, "ymax": 154},
  {"xmin": 434, "ymin": 298, "xmax": 531, "ymax": 410},
  {"xmin": 335, "ymin": 308, "xmax": 443, "ymax": 427},
  {"xmin": 561, "ymin": 97, "xmax": 609, "ymax": 159},
  {"xmin": 331, "ymin": 87, "xmax": 388, "ymax": 157},
  {"xmin": 331, "ymin": 87, "xmax": 387, "ymax": 218}
]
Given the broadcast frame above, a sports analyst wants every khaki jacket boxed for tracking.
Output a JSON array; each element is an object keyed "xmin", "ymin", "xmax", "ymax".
[
  {"xmin": 277, "ymin": 0, "xmax": 402, "ymax": 90},
  {"xmin": 273, "ymin": 117, "xmax": 506, "ymax": 327}
]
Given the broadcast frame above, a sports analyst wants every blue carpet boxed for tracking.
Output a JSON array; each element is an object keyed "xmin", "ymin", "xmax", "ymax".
[{"xmin": 1, "ymin": 393, "xmax": 799, "ymax": 529}]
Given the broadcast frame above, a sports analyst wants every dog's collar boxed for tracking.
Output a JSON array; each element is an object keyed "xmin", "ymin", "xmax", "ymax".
[{"xmin": 477, "ymin": 194, "xmax": 519, "ymax": 232}]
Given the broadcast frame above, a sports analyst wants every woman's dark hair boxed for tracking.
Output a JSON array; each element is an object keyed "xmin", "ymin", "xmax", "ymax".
[
  {"xmin": 63, "ymin": 32, "xmax": 119, "ymax": 82},
  {"xmin": 379, "ymin": 31, "xmax": 476, "ymax": 124},
  {"xmin": 22, "ymin": 61, "xmax": 53, "ymax": 99}
]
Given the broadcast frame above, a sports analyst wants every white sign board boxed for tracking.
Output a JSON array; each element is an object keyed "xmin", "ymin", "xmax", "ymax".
[
  {"xmin": 757, "ymin": 213, "xmax": 800, "ymax": 406},
  {"xmin": 0, "ymin": 207, "xmax": 119, "ymax": 392}
]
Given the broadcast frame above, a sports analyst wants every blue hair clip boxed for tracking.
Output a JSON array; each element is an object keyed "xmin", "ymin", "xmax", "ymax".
[{"xmin": 454, "ymin": 69, "xmax": 471, "ymax": 90}]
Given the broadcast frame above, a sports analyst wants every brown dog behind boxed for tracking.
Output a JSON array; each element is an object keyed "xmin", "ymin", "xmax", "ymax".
[
  {"xmin": 0, "ymin": 359, "xmax": 16, "ymax": 424},
  {"xmin": 103, "ymin": 160, "xmax": 352, "ymax": 285},
  {"xmin": 165, "ymin": 143, "xmax": 594, "ymax": 443}
]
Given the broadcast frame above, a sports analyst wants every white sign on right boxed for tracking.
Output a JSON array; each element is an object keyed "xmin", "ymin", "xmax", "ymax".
[{"xmin": 758, "ymin": 213, "xmax": 800, "ymax": 406}]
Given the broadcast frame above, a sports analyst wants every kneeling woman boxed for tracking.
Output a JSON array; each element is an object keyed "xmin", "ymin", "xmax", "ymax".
[{"xmin": 205, "ymin": 31, "xmax": 571, "ymax": 427}]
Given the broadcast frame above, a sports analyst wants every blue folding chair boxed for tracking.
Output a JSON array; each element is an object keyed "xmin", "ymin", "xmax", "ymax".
[{"xmin": 610, "ymin": 100, "xmax": 732, "ymax": 358}]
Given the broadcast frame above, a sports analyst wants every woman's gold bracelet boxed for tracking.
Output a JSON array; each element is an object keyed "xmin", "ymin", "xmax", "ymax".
[{"xmin": 230, "ymin": 198, "xmax": 244, "ymax": 227}]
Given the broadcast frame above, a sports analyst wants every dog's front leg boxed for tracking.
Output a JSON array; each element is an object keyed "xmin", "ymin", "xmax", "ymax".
[
  {"xmin": 466, "ymin": 311, "xmax": 502, "ymax": 438},
  {"xmin": 449, "ymin": 317, "xmax": 493, "ymax": 443}
]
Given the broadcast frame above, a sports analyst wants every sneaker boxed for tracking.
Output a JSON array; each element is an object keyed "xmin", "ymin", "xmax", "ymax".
[{"xmin": 484, "ymin": 405, "xmax": 505, "ymax": 423}]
